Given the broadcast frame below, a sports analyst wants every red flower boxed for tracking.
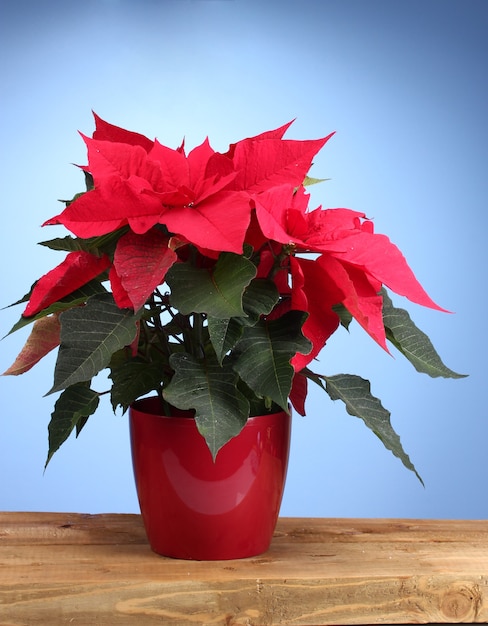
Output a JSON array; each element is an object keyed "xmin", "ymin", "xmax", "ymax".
[
  {"xmin": 249, "ymin": 188, "xmax": 447, "ymax": 365},
  {"xmin": 37, "ymin": 116, "xmax": 446, "ymax": 368},
  {"xmin": 44, "ymin": 114, "xmax": 332, "ymax": 258}
]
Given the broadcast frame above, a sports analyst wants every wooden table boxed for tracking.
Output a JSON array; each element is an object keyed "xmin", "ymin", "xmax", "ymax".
[{"xmin": 0, "ymin": 512, "xmax": 487, "ymax": 625}]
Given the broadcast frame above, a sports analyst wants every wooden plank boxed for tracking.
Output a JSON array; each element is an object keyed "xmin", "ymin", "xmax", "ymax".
[{"xmin": 0, "ymin": 512, "xmax": 487, "ymax": 624}]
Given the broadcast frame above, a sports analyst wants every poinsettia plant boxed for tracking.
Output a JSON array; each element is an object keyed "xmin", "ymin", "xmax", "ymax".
[{"xmin": 3, "ymin": 114, "xmax": 464, "ymax": 478}]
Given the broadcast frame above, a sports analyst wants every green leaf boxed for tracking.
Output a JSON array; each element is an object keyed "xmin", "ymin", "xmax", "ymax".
[
  {"xmin": 167, "ymin": 252, "xmax": 256, "ymax": 318},
  {"xmin": 382, "ymin": 289, "xmax": 466, "ymax": 379},
  {"xmin": 241, "ymin": 278, "xmax": 280, "ymax": 325},
  {"xmin": 208, "ymin": 317, "xmax": 244, "ymax": 365},
  {"xmin": 45, "ymin": 384, "xmax": 99, "ymax": 467},
  {"xmin": 57, "ymin": 172, "xmax": 93, "ymax": 206},
  {"xmin": 39, "ymin": 228, "xmax": 128, "ymax": 257},
  {"xmin": 237, "ymin": 378, "xmax": 280, "ymax": 416},
  {"xmin": 208, "ymin": 278, "xmax": 279, "ymax": 364},
  {"xmin": 303, "ymin": 175, "xmax": 330, "ymax": 186},
  {"xmin": 84, "ymin": 170, "xmax": 94, "ymax": 192},
  {"xmin": 324, "ymin": 373, "xmax": 423, "ymax": 484},
  {"xmin": 332, "ymin": 303, "xmax": 353, "ymax": 330},
  {"xmin": 109, "ymin": 356, "xmax": 165, "ymax": 412},
  {"xmin": 39, "ymin": 236, "xmax": 93, "ymax": 253},
  {"xmin": 233, "ymin": 310, "xmax": 311, "ymax": 411},
  {"xmin": 47, "ymin": 294, "xmax": 141, "ymax": 395},
  {"xmin": 163, "ymin": 352, "xmax": 250, "ymax": 459}
]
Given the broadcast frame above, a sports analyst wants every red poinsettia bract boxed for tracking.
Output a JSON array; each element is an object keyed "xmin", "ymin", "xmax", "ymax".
[
  {"xmin": 29, "ymin": 114, "xmax": 444, "ymax": 382},
  {"xmin": 23, "ymin": 251, "xmax": 111, "ymax": 317}
]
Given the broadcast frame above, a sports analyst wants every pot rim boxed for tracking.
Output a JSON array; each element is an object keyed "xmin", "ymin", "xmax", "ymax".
[{"xmin": 130, "ymin": 396, "xmax": 290, "ymax": 421}]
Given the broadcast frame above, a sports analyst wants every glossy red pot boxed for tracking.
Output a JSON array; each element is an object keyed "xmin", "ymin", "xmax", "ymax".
[{"xmin": 129, "ymin": 397, "xmax": 291, "ymax": 560}]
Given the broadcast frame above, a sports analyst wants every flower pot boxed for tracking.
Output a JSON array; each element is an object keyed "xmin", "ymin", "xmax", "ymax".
[{"xmin": 129, "ymin": 397, "xmax": 291, "ymax": 560}]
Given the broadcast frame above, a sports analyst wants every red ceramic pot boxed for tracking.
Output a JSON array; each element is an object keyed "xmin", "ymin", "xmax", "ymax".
[{"xmin": 129, "ymin": 397, "xmax": 291, "ymax": 560}]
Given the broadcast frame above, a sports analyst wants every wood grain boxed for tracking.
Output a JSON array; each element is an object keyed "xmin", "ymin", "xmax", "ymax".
[{"xmin": 0, "ymin": 512, "xmax": 486, "ymax": 624}]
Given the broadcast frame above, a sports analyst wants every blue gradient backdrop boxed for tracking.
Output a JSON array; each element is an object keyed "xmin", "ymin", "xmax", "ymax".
[{"xmin": 1, "ymin": 0, "xmax": 486, "ymax": 518}]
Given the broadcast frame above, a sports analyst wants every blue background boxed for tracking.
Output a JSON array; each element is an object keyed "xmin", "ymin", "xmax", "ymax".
[{"xmin": 1, "ymin": 0, "xmax": 486, "ymax": 518}]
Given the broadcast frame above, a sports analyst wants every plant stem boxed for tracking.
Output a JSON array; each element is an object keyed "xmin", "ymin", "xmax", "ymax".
[{"xmin": 192, "ymin": 312, "xmax": 205, "ymax": 359}]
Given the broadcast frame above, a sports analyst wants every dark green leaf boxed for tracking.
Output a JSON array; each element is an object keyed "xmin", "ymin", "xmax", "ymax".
[
  {"xmin": 324, "ymin": 373, "xmax": 423, "ymax": 484},
  {"xmin": 39, "ymin": 228, "xmax": 128, "ymax": 257},
  {"xmin": 5, "ymin": 280, "xmax": 108, "ymax": 336},
  {"xmin": 208, "ymin": 278, "xmax": 279, "ymax": 364},
  {"xmin": 237, "ymin": 378, "xmax": 280, "ymax": 416},
  {"xmin": 84, "ymin": 170, "xmax": 94, "ymax": 191},
  {"xmin": 382, "ymin": 289, "xmax": 466, "ymax": 379},
  {"xmin": 167, "ymin": 252, "xmax": 256, "ymax": 318},
  {"xmin": 57, "ymin": 172, "xmax": 93, "ymax": 206},
  {"xmin": 75, "ymin": 414, "xmax": 90, "ymax": 437},
  {"xmin": 233, "ymin": 310, "xmax": 311, "ymax": 411},
  {"xmin": 241, "ymin": 278, "xmax": 279, "ymax": 325},
  {"xmin": 38, "ymin": 236, "xmax": 93, "ymax": 253},
  {"xmin": 47, "ymin": 294, "xmax": 141, "ymax": 394},
  {"xmin": 332, "ymin": 303, "xmax": 353, "ymax": 330},
  {"xmin": 45, "ymin": 384, "xmax": 99, "ymax": 467},
  {"xmin": 109, "ymin": 357, "xmax": 165, "ymax": 412},
  {"xmin": 163, "ymin": 352, "xmax": 249, "ymax": 459},
  {"xmin": 3, "ymin": 290, "xmax": 32, "ymax": 308},
  {"xmin": 208, "ymin": 317, "xmax": 244, "ymax": 365},
  {"xmin": 58, "ymin": 191, "xmax": 87, "ymax": 207}
]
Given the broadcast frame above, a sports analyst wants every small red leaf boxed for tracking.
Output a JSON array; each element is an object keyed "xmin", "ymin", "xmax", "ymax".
[
  {"xmin": 223, "ymin": 120, "xmax": 295, "ymax": 158},
  {"xmin": 148, "ymin": 139, "xmax": 189, "ymax": 190},
  {"xmin": 44, "ymin": 176, "xmax": 164, "ymax": 237},
  {"xmin": 108, "ymin": 266, "xmax": 133, "ymax": 309},
  {"xmin": 290, "ymin": 372, "xmax": 307, "ymax": 416},
  {"xmin": 83, "ymin": 135, "xmax": 162, "ymax": 189},
  {"xmin": 302, "ymin": 208, "xmax": 447, "ymax": 313},
  {"xmin": 324, "ymin": 231, "xmax": 447, "ymax": 312},
  {"xmin": 231, "ymin": 133, "xmax": 334, "ymax": 193},
  {"xmin": 92, "ymin": 112, "xmax": 154, "ymax": 152},
  {"xmin": 253, "ymin": 184, "xmax": 309, "ymax": 244},
  {"xmin": 317, "ymin": 254, "xmax": 388, "ymax": 351},
  {"xmin": 112, "ymin": 229, "xmax": 177, "ymax": 311},
  {"xmin": 290, "ymin": 256, "xmax": 341, "ymax": 371},
  {"xmin": 24, "ymin": 251, "xmax": 111, "ymax": 317}
]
